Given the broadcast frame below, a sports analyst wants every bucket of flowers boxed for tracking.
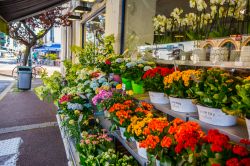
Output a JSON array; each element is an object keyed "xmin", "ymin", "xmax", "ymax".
[
  {"xmin": 163, "ymin": 69, "xmax": 202, "ymax": 112},
  {"xmin": 194, "ymin": 68, "xmax": 238, "ymax": 126},
  {"xmin": 224, "ymin": 76, "xmax": 250, "ymax": 135},
  {"xmin": 142, "ymin": 67, "xmax": 175, "ymax": 104},
  {"xmin": 121, "ymin": 59, "xmax": 155, "ymax": 94}
]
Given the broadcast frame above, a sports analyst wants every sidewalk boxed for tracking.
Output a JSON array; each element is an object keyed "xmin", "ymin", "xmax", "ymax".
[{"xmin": 0, "ymin": 78, "xmax": 67, "ymax": 166}]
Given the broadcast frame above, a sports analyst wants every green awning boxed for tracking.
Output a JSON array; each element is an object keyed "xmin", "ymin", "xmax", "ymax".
[{"xmin": 0, "ymin": 16, "xmax": 8, "ymax": 34}]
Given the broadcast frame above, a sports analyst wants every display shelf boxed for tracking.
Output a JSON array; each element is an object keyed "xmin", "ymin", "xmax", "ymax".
[
  {"xmin": 189, "ymin": 117, "xmax": 249, "ymax": 143},
  {"xmin": 138, "ymin": 98, "xmax": 248, "ymax": 143},
  {"xmin": 96, "ymin": 116, "xmax": 149, "ymax": 166},
  {"xmin": 56, "ymin": 115, "xmax": 80, "ymax": 166},
  {"xmin": 140, "ymin": 98, "xmax": 198, "ymax": 121},
  {"xmin": 156, "ymin": 59, "xmax": 250, "ymax": 69}
]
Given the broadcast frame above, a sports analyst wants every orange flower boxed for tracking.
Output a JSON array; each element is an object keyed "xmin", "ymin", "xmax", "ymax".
[
  {"xmin": 141, "ymin": 102, "xmax": 153, "ymax": 110},
  {"xmin": 135, "ymin": 107, "xmax": 151, "ymax": 115},
  {"xmin": 124, "ymin": 100, "xmax": 133, "ymax": 106},
  {"xmin": 140, "ymin": 135, "xmax": 160, "ymax": 149},
  {"xmin": 147, "ymin": 118, "xmax": 169, "ymax": 133},
  {"xmin": 161, "ymin": 136, "xmax": 172, "ymax": 148}
]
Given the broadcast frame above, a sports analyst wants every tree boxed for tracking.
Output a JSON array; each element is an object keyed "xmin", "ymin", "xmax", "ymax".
[{"xmin": 9, "ymin": 7, "xmax": 71, "ymax": 65}]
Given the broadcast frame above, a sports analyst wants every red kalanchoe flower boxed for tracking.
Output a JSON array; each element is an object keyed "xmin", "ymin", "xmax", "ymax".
[
  {"xmin": 161, "ymin": 136, "xmax": 172, "ymax": 148},
  {"xmin": 212, "ymin": 164, "xmax": 221, "ymax": 166},
  {"xmin": 105, "ymin": 59, "xmax": 111, "ymax": 65},
  {"xmin": 226, "ymin": 158, "xmax": 240, "ymax": 166},
  {"xmin": 232, "ymin": 145, "xmax": 249, "ymax": 157},
  {"xmin": 240, "ymin": 139, "xmax": 250, "ymax": 145},
  {"xmin": 240, "ymin": 158, "xmax": 250, "ymax": 165}
]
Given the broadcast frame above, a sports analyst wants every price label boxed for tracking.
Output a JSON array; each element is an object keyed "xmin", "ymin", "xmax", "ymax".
[{"xmin": 122, "ymin": 83, "xmax": 126, "ymax": 91}]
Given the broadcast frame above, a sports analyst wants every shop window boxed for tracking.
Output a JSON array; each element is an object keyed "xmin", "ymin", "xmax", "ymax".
[{"xmin": 84, "ymin": 10, "xmax": 105, "ymax": 46}]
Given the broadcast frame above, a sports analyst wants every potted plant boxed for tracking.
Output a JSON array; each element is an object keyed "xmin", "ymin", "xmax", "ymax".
[
  {"xmin": 194, "ymin": 68, "xmax": 238, "ymax": 126},
  {"xmin": 224, "ymin": 76, "xmax": 250, "ymax": 136},
  {"xmin": 142, "ymin": 67, "xmax": 175, "ymax": 104},
  {"xmin": 163, "ymin": 69, "xmax": 202, "ymax": 112},
  {"xmin": 108, "ymin": 100, "xmax": 136, "ymax": 139},
  {"xmin": 121, "ymin": 59, "xmax": 155, "ymax": 94}
]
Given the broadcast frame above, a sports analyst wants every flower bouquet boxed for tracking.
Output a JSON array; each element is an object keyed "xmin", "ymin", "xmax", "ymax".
[
  {"xmin": 164, "ymin": 69, "xmax": 202, "ymax": 112},
  {"xmin": 194, "ymin": 68, "xmax": 238, "ymax": 126},
  {"xmin": 142, "ymin": 67, "xmax": 175, "ymax": 104},
  {"xmin": 121, "ymin": 59, "xmax": 155, "ymax": 93}
]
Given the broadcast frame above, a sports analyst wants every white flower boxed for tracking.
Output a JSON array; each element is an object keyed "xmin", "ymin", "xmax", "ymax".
[{"xmin": 143, "ymin": 66, "xmax": 152, "ymax": 71}]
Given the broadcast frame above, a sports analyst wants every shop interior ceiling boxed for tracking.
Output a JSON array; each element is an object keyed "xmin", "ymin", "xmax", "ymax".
[{"xmin": 0, "ymin": 0, "xmax": 70, "ymax": 22}]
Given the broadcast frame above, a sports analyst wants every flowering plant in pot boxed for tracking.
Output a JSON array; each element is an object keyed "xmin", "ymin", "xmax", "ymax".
[
  {"xmin": 141, "ymin": 118, "xmax": 204, "ymax": 165},
  {"xmin": 121, "ymin": 59, "xmax": 156, "ymax": 93},
  {"xmin": 163, "ymin": 69, "xmax": 202, "ymax": 112},
  {"xmin": 92, "ymin": 90, "xmax": 113, "ymax": 113},
  {"xmin": 142, "ymin": 67, "xmax": 175, "ymax": 104},
  {"xmin": 224, "ymin": 76, "xmax": 250, "ymax": 136},
  {"xmin": 138, "ymin": 117, "xmax": 169, "ymax": 160},
  {"xmin": 194, "ymin": 68, "xmax": 239, "ymax": 126},
  {"xmin": 108, "ymin": 100, "xmax": 137, "ymax": 139},
  {"xmin": 199, "ymin": 129, "xmax": 250, "ymax": 166}
]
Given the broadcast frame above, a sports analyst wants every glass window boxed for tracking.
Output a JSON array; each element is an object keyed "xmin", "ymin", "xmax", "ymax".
[{"xmin": 84, "ymin": 10, "xmax": 106, "ymax": 46}]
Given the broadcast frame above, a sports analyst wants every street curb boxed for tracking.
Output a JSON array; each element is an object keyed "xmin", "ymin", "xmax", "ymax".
[{"xmin": 0, "ymin": 81, "xmax": 15, "ymax": 101}]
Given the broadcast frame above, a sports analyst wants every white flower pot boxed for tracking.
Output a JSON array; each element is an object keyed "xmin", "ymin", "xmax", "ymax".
[
  {"xmin": 156, "ymin": 159, "xmax": 160, "ymax": 166},
  {"xmin": 197, "ymin": 105, "xmax": 236, "ymax": 126},
  {"xmin": 104, "ymin": 110, "xmax": 110, "ymax": 118},
  {"xmin": 169, "ymin": 97, "xmax": 197, "ymax": 113},
  {"xmin": 149, "ymin": 91, "xmax": 169, "ymax": 104},
  {"xmin": 245, "ymin": 118, "xmax": 250, "ymax": 139},
  {"xmin": 119, "ymin": 127, "xmax": 126, "ymax": 139},
  {"xmin": 136, "ymin": 141, "xmax": 148, "ymax": 159}
]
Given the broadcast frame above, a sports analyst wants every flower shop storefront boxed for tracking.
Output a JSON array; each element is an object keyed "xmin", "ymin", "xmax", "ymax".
[{"xmin": 39, "ymin": 0, "xmax": 250, "ymax": 165}]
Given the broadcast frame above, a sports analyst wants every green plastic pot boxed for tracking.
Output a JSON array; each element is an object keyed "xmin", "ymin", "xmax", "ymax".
[
  {"xmin": 132, "ymin": 81, "xmax": 144, "ymax": 94},
  {"xmin": 121, "ymin": 77, "xmax": 132, "ymax": 90}
]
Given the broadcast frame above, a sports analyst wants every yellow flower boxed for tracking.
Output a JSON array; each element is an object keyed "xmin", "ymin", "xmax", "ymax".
[
  {"xmin": 60, "ymin": 114, "xmax": 65, "ymax": 119},
  {"xmin": 74, "ymin": 110, "xmax": 81, "ymax": 115},
  {"xmin": 116, "ymin": 84, "xmax": 122, "ymax": 90},
  {"xmin": 138, "ymin": 64, "xmax": 144, "ymax": 68},
  {"xmin": 69, "ymin": 120, "xmax": 75, "ymax": 125},
  {"xmin": 126, "ymin": 90, "xmax": 134, "ymax": 96},
  {"xmin": 245, "ymin": 76, "xmax": 250, "ymax": 81}
]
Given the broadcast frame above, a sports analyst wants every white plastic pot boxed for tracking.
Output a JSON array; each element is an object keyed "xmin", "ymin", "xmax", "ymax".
[
  {"xmin": 136, "ymin": 141, "xmax": 148, "ymax": 159},
  {"xmin": 104, "ymin": 110, "xmax": 110, "ymax": 118},
  {"xmin": 169, "ymin": 97, "xmax": 197, "ymax": 113},
  {"xmin": 245, "ymin": 118, "xmax": 250, "ymax": 139},
  {"xmin": 197, "ymin": 105, "xmax": 236, "ymax": 126},
  {"xmin": 119, "ymin": 127, "xmax": 127, "ymax": 139},
  {"xmin": 156, "ymin": 159, "xmax": 160, "ymax": 166},
  {"xmin": 149, "ymin": 91, "xmax": 169, "ymax": 104}
]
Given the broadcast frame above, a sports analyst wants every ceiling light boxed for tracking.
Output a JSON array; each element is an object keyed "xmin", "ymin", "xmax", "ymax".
[
  {"xmin": 68, "ymin": 15, "xmax": 82, "ymax": 21},
  {"xmin": 73, "ymin": 6, "xmax": 91, "ymax": 13}
]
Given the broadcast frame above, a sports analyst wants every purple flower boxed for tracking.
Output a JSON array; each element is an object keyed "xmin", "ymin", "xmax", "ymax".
[{"xmin": 92, "ymin": 90, "xmax": 113, "ymax": 105}]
